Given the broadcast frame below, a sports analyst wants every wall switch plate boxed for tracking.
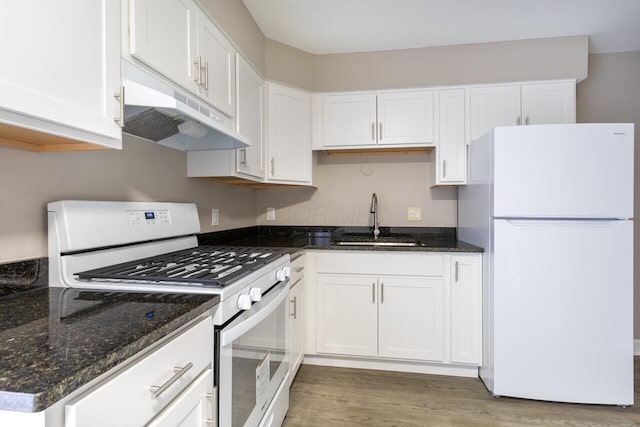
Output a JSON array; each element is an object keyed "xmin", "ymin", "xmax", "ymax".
[
  {"xmin": 211, "ymin": 209, "xmax": 219, "ymax": 226},
  {"xmin": 408, "ymin": 207, "xmax": 422, "ymax": 221},
  {"xmin": 267, "ymin": 207, "xmax": 276, "ymax": 221}
]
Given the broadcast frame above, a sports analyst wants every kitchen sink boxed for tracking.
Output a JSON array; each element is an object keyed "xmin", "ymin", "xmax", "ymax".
[{"xmin": 333, "ymin": 238, "xmax": 426, "ymax": 247}]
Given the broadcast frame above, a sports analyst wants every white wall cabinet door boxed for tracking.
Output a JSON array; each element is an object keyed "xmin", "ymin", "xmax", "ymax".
[
  {"xmin": 378, "ymin": 91, "xmax": 434, "ymax": 145},
  {"xmin": 450, "ymin": 255, "xmax": 482, "ymax": 365},
  {"xmin": 289, "ymin": 279, "xmax": 304, "ymax": 382},
  {"xmin": 316, "ymin": 275, "xmax": 377, "ymax": 357},
  {"xmin": 266, "ymin": 83, "xmax": 312, "ymax": 184},
  {"xmin": 378, "ymin": 277, "xmax": 444, "ymax": 362},
  {"xmin": 130, "ymin": 0, "xmax": 198, "ymax": 94},
  {"xmin": 469, "ymin": 85, "xmax": 521, "ymax": 142},
  {"xmin": 196, "ymin": 10, "xmax": 236, "ymax": 117},
  {"xmin": 521, "ymin": 82, "xmax": 576, "ymax": 126},
  {"xmin": 436, "ymin": 89, "xmax": 467, "ymax": 185},
  {"xmin": 322, "ymin": 94, "xmax": 377, "ymax": 147},
  {"xmin": 0, "ymin": 0, "xmax": 122, "ymax": 150},
  {"xmin": 146, "ymin": 369, "xmax": 214, "ymax": 427},
  {"xmin": 236, "ymin": 54, "xmax": 264, "ymax": 179}
]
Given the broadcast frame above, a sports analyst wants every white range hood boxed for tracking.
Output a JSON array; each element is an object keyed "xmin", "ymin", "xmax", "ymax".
[{"xmin": 121, "ymin": 60, "xmax": 250, "ymax": 151}]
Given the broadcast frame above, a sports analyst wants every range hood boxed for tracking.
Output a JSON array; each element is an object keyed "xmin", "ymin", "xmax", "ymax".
[{"xmin": 121, "ymin": 60, "xmax": 250, "ymax": 151}]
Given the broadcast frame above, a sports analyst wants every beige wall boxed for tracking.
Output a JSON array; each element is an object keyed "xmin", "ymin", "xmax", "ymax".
[
  {"xmin": 199, "ymin": 0, "xmax": 266, "ymax": 74},
  {"xmin": 257, "ymin": 153, "xmax": 456, "ymax": 227},
  {"xmin": 265, "ymin": 39, "xmax": 315, "ymax": 91},
  {"xmin": 0, "ymin": 136, "xmax": 257, "ymax": 263},
  {"xmin": 265, "ymin": 35, "xmax": 588, "ymax": 92},
  {"xmin": 576, "ymin": 51, "xmax": 640, "ymax": 338}
]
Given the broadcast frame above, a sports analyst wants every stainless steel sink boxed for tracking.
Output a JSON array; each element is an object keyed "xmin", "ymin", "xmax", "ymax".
[{"xmin": 333, "ymin": 239, "xmax": 425, "ymax": 247}]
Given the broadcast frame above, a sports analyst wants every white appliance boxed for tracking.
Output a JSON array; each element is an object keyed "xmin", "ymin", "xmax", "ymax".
[
  {"xmin": 458, "ymin": 123, "xmax": 634, "ymax": 405},
  {"xmin": 48, "ymin": 200, "xmax": 291, "ymax": 426}
]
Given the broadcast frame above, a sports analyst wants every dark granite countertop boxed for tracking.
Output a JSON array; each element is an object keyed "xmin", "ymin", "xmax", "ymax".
[
  {"xmin": 199, "ymin": 226, "xmax": 483, "ymax": 253},
  {"xmin": 0, "ymin": 287, "xmax": 217, "ymax": 412}
]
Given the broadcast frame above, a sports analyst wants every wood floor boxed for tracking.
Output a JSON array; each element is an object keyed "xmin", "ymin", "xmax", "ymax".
[{"xmin": 283, "ymin": 358, "xmax": 640, "ymax": 426}]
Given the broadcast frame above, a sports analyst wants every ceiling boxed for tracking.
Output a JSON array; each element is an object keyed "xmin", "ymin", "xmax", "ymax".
[{"xmin": 242, "ymin": 0, "xmax": 640, "ymax": 55}]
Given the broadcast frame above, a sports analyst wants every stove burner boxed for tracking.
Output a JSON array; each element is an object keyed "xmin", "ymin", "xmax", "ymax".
[{"xmin": 75, "ymin": 246, "xmax": 286, "ymax": 288}]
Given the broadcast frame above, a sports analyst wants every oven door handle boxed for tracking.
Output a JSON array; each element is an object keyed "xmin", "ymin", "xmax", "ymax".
[{"xmin": 220, "ymin": 281, "xmax": 289, "ymax": 346}]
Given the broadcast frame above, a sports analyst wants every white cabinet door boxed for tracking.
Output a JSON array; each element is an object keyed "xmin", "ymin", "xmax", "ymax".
[
  {"xmin": 322, "ymin": 94, "xmax": 377, "ymax": 147},
  {"xmin": 378, "ymin": 277, "xmax": 444, "ymax": 362},
  {"xmin": 147, "ymin": 369, "xmax": 214, "ymax": 427},
  {"xmin": 266, "ymin": 83, "xmax": 312, "ymax": 184},
  {"xmin": 378, "ymin": 91, "xmax": 434, "ymax": 145},
  {"xmin": 316, "ymin": 275, "xmax": 377, "ymax": 357},
  {"xmin": 436, "ymin": 89, "xmax": 466, "ymax": 184},
  {"xmin": 450, "ymin": 255, "xmax": 482, "ymax": 365},
  {"xmin": 197, "ymin": 10, "xmax": 236, "ymax": 117},
  {"xmin": 521, "ymin": 82, "xmax": 576, "ymax": 126},
  {"xmin": 236, "ymin": 54, "xmax": 264, "ymax": 179},
  {"xmin": 0, "ymin": 0, "xmax": 122, "ymax": 149},
  {"xmin": 469, "ymin": 85, "xmax": 521, "ymax": 141},
  {"xmin": 130, "ymin": 0, "xmax": 198, "ymax": 94},
  {"xmin": 289, "ymin": 279, "xmax": 304, "ymax": 382}
]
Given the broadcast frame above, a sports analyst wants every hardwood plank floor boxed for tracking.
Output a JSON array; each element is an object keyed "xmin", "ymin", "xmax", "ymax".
[{"xmin": 284, "ymin": 358, "xmax": 640, "ymax": 426}]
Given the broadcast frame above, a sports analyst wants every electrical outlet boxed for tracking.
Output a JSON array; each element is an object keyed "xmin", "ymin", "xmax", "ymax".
[
  {"xmin": 408, "ymin": 207, "xmax": 422, "ymax": 221},
  {"xmin": 211, "ymin": 209, "xmax": 219, "ymax": 226},
  {"xmin": 267, "ymin": 207, "xmax": 276, "ymax": 221}
]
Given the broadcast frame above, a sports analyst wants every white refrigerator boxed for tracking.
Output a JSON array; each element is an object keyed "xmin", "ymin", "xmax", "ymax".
[{"xmin": 458, "ymin": 123, "xmax": 634, "ymax": 405}]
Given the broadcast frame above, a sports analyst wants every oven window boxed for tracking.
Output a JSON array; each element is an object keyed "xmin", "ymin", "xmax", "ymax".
[{"xmin": 225, "ymin": 294, "xmax": 289, "ymax": 426}]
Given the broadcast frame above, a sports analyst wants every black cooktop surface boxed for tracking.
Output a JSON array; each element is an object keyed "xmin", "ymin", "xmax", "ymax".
[{"xmin": 76, "ymin": 246, "xmax": 286, "ymax": 288}]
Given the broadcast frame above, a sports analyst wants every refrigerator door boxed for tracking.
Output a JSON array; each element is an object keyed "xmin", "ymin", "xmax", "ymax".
[
  {"xmin": 492, "ymin": 218, "xmax": 633, "ymax": 404},
  {"xmin": 493, "ymin": 124, "xmax": 634, "ymax": 219}
]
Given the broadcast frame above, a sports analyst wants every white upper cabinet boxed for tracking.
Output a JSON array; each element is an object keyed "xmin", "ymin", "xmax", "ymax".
[
  {"xmin": 314, "ymin": 90, "xmax": 435, "ymax": 150},
  {"xmin": 436, "ymin": 88, "xmax": 467, "ymax": 185},
  {"xmin": 266, "ymin": 83, "xmax": 312, "ymax": 184},
  {"xmin": 130, "ymin": 0, "xmax": 236, "ymax": 116},
  {"xmin": 521, "ymin": 82, "xmax": 576, "ymax": 126},
  {"xmin": 196, "ymin": 10, "xmax": 236, "ymax": 117},
  {"xmin": 0, "ymin": 0, "xmax": 122, "ymax": 151},
  {"xmin": 469, "ymin": 81, "xmax": 576, "ymax": 142},
  {"xmin": 235, "ymin": 54, "xmax": 264, "ymax": 179}
]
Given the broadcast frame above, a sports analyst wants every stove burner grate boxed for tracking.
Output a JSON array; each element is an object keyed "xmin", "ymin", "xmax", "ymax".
[{"xmin": 75, "ymin": 246, "xmax": 285, "ymax": 287}]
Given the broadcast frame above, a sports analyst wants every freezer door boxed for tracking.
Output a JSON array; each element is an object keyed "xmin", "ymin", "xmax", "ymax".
[
  {"xmin": 492, "ymin": 218, "xmax": 633, "ymax": 404},
  {"xmin": 493, "ymin": 124, "xmax": 634, "ymax": 219}
]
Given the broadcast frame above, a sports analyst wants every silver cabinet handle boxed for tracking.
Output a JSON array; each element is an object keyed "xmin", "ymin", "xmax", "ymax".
[
  {"xmin": 524, "ymin": 116, "xmax": 529, "ymax": 125},
  {"xmin": 371, "ymin": 123, "xmax": 375, "ymax": 141},
  {"xmin": 113, "ymin": 86, "xmax": 125, "ymax": 128},
  {"xmin": 379, "ymin": 123, "xmax": 382, "ymax": 141},
  {"xmin": 150, "ymin": 362, "xmax": 193, "ymax": 399},
  {"xmin": 295, "ymin": 266, "xmax": 304, "ymax": 273},
  {"xmin": 442, "ymin": 160, "xmax": 447, "ymax": 178},
  {"xmin": 381, "ymin": 282, "xmax": 384, "ymax": 303},
  {"xmin": 240, "ymin": 148, "xmax": 247, "ymax": 165},
  {"xmin": 193, "ymin": 57, "xmax": 202, "ymax": 85},
  {"xmin": 455, "ymin": 261, "xmax": 459, "ymax": 282},
  {"xmin": 270, "ymin": 158, "xmax": 275, "ymax": 176},
  {"xmin": 516, "ymin": 116, "xmax": 521, "ymax": 126},
  {"xmin": 372, "ymin": 282, "xmax": 375, "ymax": 303},
  {"xmin": 290, "ymin": 296, "xmax": 297, "ymax": 319},
  {"xmin": 204, "ymin": 61, "xmax": 209, "ymax": 90},
  {"xmin": 205, "ymin": 387, "xmax": 217, "ymax": 426}
]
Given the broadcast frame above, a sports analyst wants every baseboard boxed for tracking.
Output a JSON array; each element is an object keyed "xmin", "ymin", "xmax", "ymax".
[
  {"xmin": 303, "ymin": 354, "xmax": 479, "ymax": 378},
  {"xmin": 635, "ymin": 339, "xmax": 640, "ymax": 356}
]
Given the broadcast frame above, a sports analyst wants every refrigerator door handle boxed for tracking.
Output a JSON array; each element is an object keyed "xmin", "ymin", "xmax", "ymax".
[{"xmin": 502, "ymin": 219, "xmax": 626, "ymax": 227}]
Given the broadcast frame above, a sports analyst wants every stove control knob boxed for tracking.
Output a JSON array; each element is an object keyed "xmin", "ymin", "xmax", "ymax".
[
  {"xmin": 249, "ymin": 287, "xmax": 262, "ymax": 302},
  {"xmin": 284, "ymin": 266, "xmax": 291, "ymax": 278},
  {"xmin": 276, "ymin": 268, "xmax": 289, "ymax": 282},
  {"xmin": 237, "ymin": 294, "xmax": 252, "ymax": 310}
]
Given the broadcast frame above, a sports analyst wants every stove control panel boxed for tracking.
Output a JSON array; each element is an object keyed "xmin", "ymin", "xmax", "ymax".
[{"xmin": 127, "ymin": 210, "xmax": 172, "ymax": 226}]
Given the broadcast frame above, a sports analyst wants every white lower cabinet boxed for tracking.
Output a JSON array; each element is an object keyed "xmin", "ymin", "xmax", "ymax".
[
  {"xmin": 64, "ymin": 317, "xmax": 213, "ymax": 427},
  {"xmin": 289, "ymin": 254, "xmax": 305, "ymax": 383},
  {"xmin": 309, "ymin": 251, "xmax": 482, "ymax": 371}
]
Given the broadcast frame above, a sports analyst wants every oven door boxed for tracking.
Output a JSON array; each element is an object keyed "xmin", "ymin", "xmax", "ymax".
[{"xmin": 218, "ymin": 281, "xmax": 290, "ymax": 427}]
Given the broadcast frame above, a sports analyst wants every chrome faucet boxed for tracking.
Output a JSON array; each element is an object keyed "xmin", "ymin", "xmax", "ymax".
[{"xmin": 370, "ymin": 193, "xmax": 380, "ymax": 240}]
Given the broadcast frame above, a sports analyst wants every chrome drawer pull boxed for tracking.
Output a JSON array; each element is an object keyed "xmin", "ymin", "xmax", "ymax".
[
  {"xmin": 295, "ymin": 266, "xmax": 305, "ymax": 273},
  {"xmin": 149, "ymin": 362, "xmax": 193, "ymax": 399}
]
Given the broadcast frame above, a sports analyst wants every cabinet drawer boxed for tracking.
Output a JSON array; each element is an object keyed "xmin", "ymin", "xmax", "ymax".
[
  {"xmin": 316, "ymin": 251, "xmax": 444, "ymax": 276},
  {"xmin": 65, "ymin": 317, "xmax": 213, "ymax": 427},
  {"xmin": 290, "ymin": 254, "xmax": 305, "ymax": 286}
]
